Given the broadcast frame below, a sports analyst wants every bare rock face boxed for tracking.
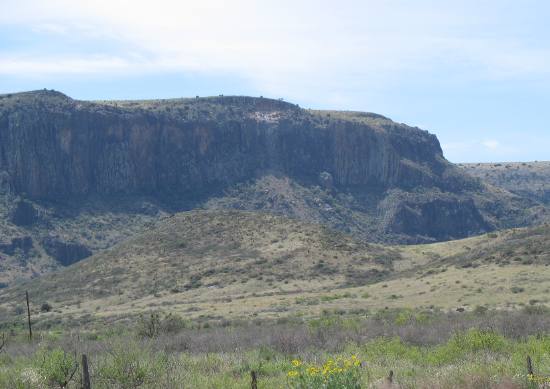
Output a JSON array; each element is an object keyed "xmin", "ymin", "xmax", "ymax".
[
  {"xmin": 41, "ymin": 237, "xmax": 92, "ymax": 266},
  {"xmin": 381, "ymin": 193, "xmax": 491, "ymax": 243},
  {"xmin": 0, "ymin": 236, "xmax": 33, "ymax": 255},
  {"xmin": 0, "ymin": 91, "xmax": 461, "ymax": 200},
  {"xmin": 318, "ymin": 171, "xmax": 334, "ymax": 191},
  {"xmin": 0, "ymin": 171, "xmax": 10, "ymax": 193},
  {"xmin": 10, "ymin": 199, "xmax": 39, "ymax": 226}
]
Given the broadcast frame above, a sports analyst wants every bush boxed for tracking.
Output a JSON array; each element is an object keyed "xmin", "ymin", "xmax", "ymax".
[
  {"xmin": 34, "ymin": 347, "xmax": 78, "ymax": 388},
  {"xmin": 394, "ymin": 310, "xmax": 413, "ymax": 326},
  {"xmin": 40, "ymin": 302, "xmax": 52, "ymax": 313},
  {"xmin": 159, "ymin": 313, "xmax": 188, "ymax": 333},
  {"xmin": 137, "ymin": 312, "xmax": 161, "ymax": 338},
  {"xmin": 364, "ymin": 337, "xmax": 423, "ymax": 364},
  {"xmin": 428, "ymin": 329, "xmax": 508, "ymax": 365},
  {"xmin": 96, "ymin": 342, "xmax": 169, "ymax": 388}
]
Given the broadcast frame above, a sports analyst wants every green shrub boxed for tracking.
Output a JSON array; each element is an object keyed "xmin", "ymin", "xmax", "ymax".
[
  {"xmin": 159, "ymin": 313, "xmax": 188, "ymax": 333},
  {"xmin": 96, "ymin": 342, "xmax": 169, "ymax": 388},
  {"xmin": 428, "ymin": 329, "xmax": 508, "ymax": 365},
  {"xmin": 364, "ymin": 337, "xmax": 423, "ymax": 364},
  {"xmin": 394, "ymin": 310, "xmax": 413, "ymax": 326},
  {"xmin": 137, "ymin": 312, "xmax": 161, "ymax": 338},
  {"xmin": 34, "ymin": 347, "xmax": 78, "ymax": 388}
]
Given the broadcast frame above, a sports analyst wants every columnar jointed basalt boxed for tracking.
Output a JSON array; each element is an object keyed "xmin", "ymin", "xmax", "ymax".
[{"xmin": 0, "ymin": 90, "xmax": 462, "ymax": 200}]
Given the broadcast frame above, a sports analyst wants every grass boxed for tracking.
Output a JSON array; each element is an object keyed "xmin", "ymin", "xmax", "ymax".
[
  {"xmin": 1, "ymin": 211, "xmax": 549, "ymax": 329},
  {"xmin": 1, "ymin": 310, "xmax": 550, "ymax": 388}
]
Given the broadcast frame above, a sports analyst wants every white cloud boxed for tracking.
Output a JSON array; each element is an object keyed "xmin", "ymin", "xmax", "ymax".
[
  {"xmin": 482, "ymin": 139, "xmax": 501, "ymax": 150},
  {"xmin": 0, "ymin": 56, "xmax": 137, "ymax": 75},
  {"xmin": 1, "ymin": 0, "xmax": 549, "ymax": 100}
]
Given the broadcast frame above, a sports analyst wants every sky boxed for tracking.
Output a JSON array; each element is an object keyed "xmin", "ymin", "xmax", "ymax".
[{"xmin": 0, "ymin": 0, "xmax": 549, "ymax": 163}]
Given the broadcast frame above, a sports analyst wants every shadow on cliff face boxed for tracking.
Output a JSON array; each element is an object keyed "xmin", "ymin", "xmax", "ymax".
[
  {"xmin": 202, "ymin": 174, "xmax": 497, "ymax": 244},
  {"xmin": 380, "ymin": 193, "xmax": 492, "ymax": 243},
  {"xmin": 41, "ymin": 237, "xmax": 92, "ymax": 266}
]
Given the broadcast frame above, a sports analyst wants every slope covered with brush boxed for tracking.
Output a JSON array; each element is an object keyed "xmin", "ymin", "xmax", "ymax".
[
  {"xmin": 1, "ymin": 212, "xmax": 550, "ymax": 329},
  {"xmin": 0, "ymin": 210, "xmax": 399, "ymax": 327}
]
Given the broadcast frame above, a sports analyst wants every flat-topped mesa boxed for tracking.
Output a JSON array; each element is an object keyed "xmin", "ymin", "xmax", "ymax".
[{"xmin": 0, "ymin": 91, "xmax": 467, "ymax": 200}]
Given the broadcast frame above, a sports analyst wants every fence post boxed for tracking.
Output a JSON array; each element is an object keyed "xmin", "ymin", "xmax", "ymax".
[
  {"xmin": 251, "ymin": 371, "xmax": 257, "ymax": 389},
  {"xmin": 82, "ymin": 354, "xmax": 91, "ymax": 389},
  {"xmin": 527, "ymin": 355, "xmax": 534, "ymax": 376},
  {"xmin": 387, "ymin": 370, "xmax": 394, "ymax": 383},
  {"xmin": 25, "ymin": 291, "xmax": 32, "ymax": 341}
]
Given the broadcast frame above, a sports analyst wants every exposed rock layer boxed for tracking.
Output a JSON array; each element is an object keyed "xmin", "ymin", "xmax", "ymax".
[{"xmin": 0, "ymin": 90, "xmax": 465, "ymax": 199}]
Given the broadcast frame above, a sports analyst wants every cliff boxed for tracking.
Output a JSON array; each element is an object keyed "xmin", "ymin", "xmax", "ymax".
[
  {"xmin": 0, "ymin": 90, "xmax": 461, "ymax": 199},
  {"xmin": 0, "ymin": 90, "xmax": 540, "ymax": 285}
]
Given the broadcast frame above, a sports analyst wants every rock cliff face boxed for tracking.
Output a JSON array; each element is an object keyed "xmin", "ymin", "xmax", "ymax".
[
  {"xmin": 0, "ymin": 90, "xmax": 463, "ymax": 200},
  {"xmin": 0, "ymin": 90, "xmax": 540, "ymax": 284}
]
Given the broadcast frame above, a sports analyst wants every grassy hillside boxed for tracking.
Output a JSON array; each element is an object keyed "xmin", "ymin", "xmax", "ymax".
[
  {"xmin": 0, "ymin": 193, "xmax": 175, "ymax": 287},
  {"xmin": 0, "ymin": 211, "xmax": 397, "ymax": 328},
  {"xmin": 459, "ymin": 161, "xmax": 550, "ymax": 205},
  {"xmin": 1, "ymin": 211, "xmax": 550, "ymax": 330}
]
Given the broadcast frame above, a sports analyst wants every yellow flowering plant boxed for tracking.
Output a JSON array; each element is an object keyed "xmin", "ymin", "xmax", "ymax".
[{"xmin": 287, "ymin": 355, "xmax": 363, "ymax": 388}]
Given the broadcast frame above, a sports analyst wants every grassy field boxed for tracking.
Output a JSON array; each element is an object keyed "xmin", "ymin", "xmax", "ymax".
[{"xmin": 1, "ymin": 309, "xmax": 550, "ymax": 388}]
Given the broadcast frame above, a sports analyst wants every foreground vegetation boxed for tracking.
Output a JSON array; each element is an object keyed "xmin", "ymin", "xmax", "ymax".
[{"xmin": 1, "ymin": 308, "xmax": 550, "ymax": 388}]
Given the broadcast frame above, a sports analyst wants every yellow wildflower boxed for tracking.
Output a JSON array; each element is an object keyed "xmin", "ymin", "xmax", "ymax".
[
  {"xmin": 288, "ymin": 370, "xmax": 299, "ymax": 377},
  {"xmin": 308, "ymin": 366, "xmax": 318, "ymax": 376},
  {"xmin": 291, "ymin": 359, "xmax": 302, "ymax": 367}
]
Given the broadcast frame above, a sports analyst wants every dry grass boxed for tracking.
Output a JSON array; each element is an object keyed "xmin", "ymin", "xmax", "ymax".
[{"xmin": 0, "ymin": 211, "xmax": 549, "ymax": 330}]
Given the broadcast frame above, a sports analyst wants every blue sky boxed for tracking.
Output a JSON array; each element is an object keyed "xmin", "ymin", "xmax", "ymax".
[{"xmin": 1, "ymin": 0, "xmax": 549, "ymax": 163}]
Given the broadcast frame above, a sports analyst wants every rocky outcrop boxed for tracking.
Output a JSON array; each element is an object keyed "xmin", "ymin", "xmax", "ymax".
[
  {"xmin": 10, "ymin": 199, "xmax": 39, "ymax": 226},
  {"xmin": 0, "ymin": 236, "xmax": 33, "ymax": 255},
  {"xmin": 0, "ymin": 90, "xmax": 471, "ymax": 200},
  {"xmin": 41, "ymin": 237, "xmax": 92, "ymax": 266},
  {"xmin": 380, "ymin": 191, "xmax": 491, "ymax": 243}
]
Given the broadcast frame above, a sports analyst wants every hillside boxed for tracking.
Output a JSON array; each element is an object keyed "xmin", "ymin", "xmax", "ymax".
[
  {"xmin": 0, "ymin": 210, "xmax": 398, "ymax": 327},
  {"xmin": 1, "ymin": 211, "xmax": 549, "ymax": 329},
  {"xmin": 459, "ymin": 161, "xmax": 550, "ymax": 205},
  {"xmin": 0, "ymin": 90, "xmax": 541, "ymax": 286}
]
